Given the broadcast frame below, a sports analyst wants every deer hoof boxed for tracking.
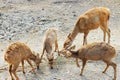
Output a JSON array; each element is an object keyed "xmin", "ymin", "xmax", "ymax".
[
  {"xmin": 102, "ymin": 71, "xmax": 106, "ymax": 73},
  {"xmin": 51, "ymin": 67, "xmax": 53, "ymax": 69},
  {"xmin": 23, "ymin": 71, "xmax": 25, "ymax": 74},
  {"xmin": 80, "ymin": 73, "xmax": 83, "ymax": 76}
]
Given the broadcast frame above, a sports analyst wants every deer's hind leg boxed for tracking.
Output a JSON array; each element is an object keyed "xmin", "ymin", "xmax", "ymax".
[
  {"xmin": 21, "ymin": 60, "xmax": 25, "ymax": 74},
  {"xmin": 106, "ymin": 28, "xmax": 110, "ymax": 44},
  {"xmin": 109, "ymin": 61, "xmax": 117, "ymax": 80},
  {"xmin": 83, "ymin": 31, "xmax": 89, "ymax": 45},
  {"xmin": 76, "ymin": 58, "xmax": 80, "ymax": 67},
  {"xmin": 11, "ymin": 63, "xmax": 19, "ymax": 80},
  {"xmin": 9, "ymin": 64, "xmax": 14, "ymax": 80},
  {"xmin": 102, "ymin": 63, "xmax": 109, "ymax": 73},
  {"xmin": 103, "ymin": 60, "xmax": 117, "ymax": 80},
  {"xmin": 100, "ymin": 22, "xmax": 110, "ymax": 43},
  {"xmin": 80, "ymin": 59, "xmax": 87, "ymax": 75}
]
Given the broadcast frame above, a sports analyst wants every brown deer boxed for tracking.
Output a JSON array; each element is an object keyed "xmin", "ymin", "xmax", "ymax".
[
  {"xmin": 63, "ymin": 7, "xmax": 110, "ymax": 67},
  {"xmin": 40, "ymin": 28, "xmax": 59, "ymax": 69},
  {"xmin": 60, "ymin": 42, "xmax": 117, "ymax": 80},
  {"xmin": 4, "ymin": 42, "xmax": 41, "ymax": 80}
]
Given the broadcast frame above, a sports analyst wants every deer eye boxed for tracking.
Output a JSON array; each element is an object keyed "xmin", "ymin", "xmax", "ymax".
[
  {"xmin": 64, "ymin": 43, "xmax": 67, "ymax": 47},
  {"xmin": 67, "ymin": 41, "xmax": 72, "ymax": 46}
]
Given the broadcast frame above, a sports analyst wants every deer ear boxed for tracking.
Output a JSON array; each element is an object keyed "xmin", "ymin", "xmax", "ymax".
[
  {"xmin": 69, "ymin": 45, "xmax": 76, "ymax": 50},
  {"xmin": 37, "ymin": 53, "xmax": 39, "ymax": 58},
  {"xmin": 68, "ymin": 33, "xmax": 71, "ymax": 37}
]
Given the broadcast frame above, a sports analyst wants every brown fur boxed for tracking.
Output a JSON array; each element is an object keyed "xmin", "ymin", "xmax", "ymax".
[
  {"xmin": 64, "ymin": 7, "xmax": 110, "ymax": 48},
  {"xmin": 63, "ymin": 7, "xmax": 110, "ymax": 67},
  {"xmin": 61, "ymin": 42, "xmax": 117, "ymax": 80},
  {"xmin": 4, "ymin": 42, "xmax": 41, "ymax": 80},
  {"xmin": 40, "ymin": 28, "xmax": 59, "ymax": 69}
]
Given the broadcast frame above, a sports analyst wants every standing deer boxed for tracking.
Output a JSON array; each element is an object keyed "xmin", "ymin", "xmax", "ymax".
[
  {"xmin": 63, "ymin": 7, "xmax": 110, "ymax": 67},
  {"xmin": 40, "ymin": 28, "xmax": 59, "ymax": 69},
  {"xmin": 60, "ymin": 42, "xmax": 117, "ymax": 80},
  {"xmin": 4, "ymin": 42, "xmax": 41, "ymax": 80}
]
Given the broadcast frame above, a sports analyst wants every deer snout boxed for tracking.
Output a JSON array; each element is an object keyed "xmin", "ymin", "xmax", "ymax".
[
  {"xmin": 59, "ymin": 49, "xmax": 71, "ymax": 58},
  {"xmin": 48, "ymin": 58, "xmax": 54, "ymax": 69},
  {"xmin": 37, "ymin": 66, "xmax": 39, "ymax": 70}
]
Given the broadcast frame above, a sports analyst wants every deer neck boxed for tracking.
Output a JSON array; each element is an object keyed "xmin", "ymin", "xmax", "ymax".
[
  {"xmin": 70, "ymin": 26, "xmax": 79, "ymax": 41},
  {"xmin": 69, "ymin": 50, "xmax": 79, "ymax": 58},
  {"xmin": 30, "ymin": 54, "xmax": 36, "ymax": 61}
]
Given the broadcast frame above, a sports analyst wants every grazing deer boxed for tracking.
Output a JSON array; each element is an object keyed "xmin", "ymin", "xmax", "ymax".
[
  {"xmin": 64, "ymin": 7, "xmax": 110, "ymax": 48},
  {"xmin": 63, "ymin": 7, "xmax": 110, "ymax": 67},
  {"xmin": 40, "ymin": 28, "xmax": 59, "ymax": 69},
  {"xmin": 4, "ymin": 42, "xmax": 41, "ymax": 80},
  {"xmin": 60, "ymin": 42, "xmax": 117, "ymax": 80}
]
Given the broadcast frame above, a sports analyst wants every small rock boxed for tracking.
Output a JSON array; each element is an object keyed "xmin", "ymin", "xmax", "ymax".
[
  {"xmin": 73, "ymin": 14, "xmax": 77, "ymax": 17},
  {"xmin": 27, "ymin": 0, "xmax": 31, "ymax": 1},
  {"xmin": 1, "ymin": 49, "xmax": 4, "ymax": 52},
  {"xmin": 42, "ymin": 8, "xmax": 44, "ymax": 10},
  {"xmin": 9, "ymin": 37, "xmax": 11, "ymax": 40}
]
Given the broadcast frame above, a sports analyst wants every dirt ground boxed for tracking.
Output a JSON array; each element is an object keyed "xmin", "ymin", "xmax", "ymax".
[{"xmin": 0, "ymin": 0, "xmax": 120, "ymax": 80}]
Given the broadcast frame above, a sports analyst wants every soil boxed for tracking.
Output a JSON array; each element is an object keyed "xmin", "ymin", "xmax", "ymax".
[{"xmin": 0, "ymin": 0, "xmax": 120, "ymax": 80}]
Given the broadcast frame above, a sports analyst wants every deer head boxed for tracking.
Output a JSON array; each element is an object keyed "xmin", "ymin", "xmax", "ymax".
[
  {"xmin": 46, "ymin": 53, "xmax": 54, "ymax": 69},
  {"xmin": 31, "ymin": 52, "xmax": 41, "ymax": 70},
  {"xmin": 63, "ymin": 33, "xmax": 73, "ymax": 49},
  {"xmin": 35, "ymin": 53, "xmax": 42, "ymax": 69},
  {"xmin": 59, "ymin": 45, "xmax": 76, "ymax": 58}
]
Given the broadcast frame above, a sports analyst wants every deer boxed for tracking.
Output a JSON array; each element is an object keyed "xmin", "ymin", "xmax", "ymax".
[
  {"xmin": 40, "ymin": 28, "xmax": 59, "ymax": 69},
  {"xmin": 63, "ymin": 7, "xmax": 111, "ymax": 67},
  {"xmin": 60, "ymin": 42, "xmax": 117, "ymax": 80},
  {"xmin": 4, "ymin": 42, "xmax": 41, "ymax": 80}
]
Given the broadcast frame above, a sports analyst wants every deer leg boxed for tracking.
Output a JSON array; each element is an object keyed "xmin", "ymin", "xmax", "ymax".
[
  {"xmin": 103, "ymin": 30, "xmax": 106, "ymax": 42},
  {"xmin": 103, "ymin": 22, "xmax": 111, "ymax": 44},
  {"xmin": 106, "ymin": 28, "xmax": 111, "ymax": 44},
  {"xmin": 41, "ymin": 48, "xmax": 45, "ymax": 59},
  {"xmin": 11, "ymin": 63, "xmax": 19, "ymax": 80},
  {"xmin": 54, "ymin": 39, "xmax": 59, "ymax": 52},
  {"xmin": 102, "ymin": 28, "xmax": 110, "ymax": 44},
  {"xmin": 76, "ymin": 58, "xmax": 80, "ymax": 67},
  {"xmin": 80, "ymin": 59, "xmax": 87, "ymax": 75},
  {"xmin": 100, "ymin": 23, "xmax": 110, "ymax": 43},
  {"xmin": 21, "ymin": 60, "xmax": 25, "ymax": 74},
  {"xmin": 83, "ymin": 32, "xmax": 89, "ymax": 45},
  {"xmin": 55, "ymin": 39, "xmax": 60, "ymax": 56},
  {"xmin": 100, "ymin": 25, "xmax": 106, "ymax": 42},
  {"xmin": 109, "ymin": 61, "xmax": 117, "ymax": 80},
  {"xmin": 26, "ymin": 59, "xmax": 35, "ymax": 72},
  {"xmin": 9, "ymin": 64, "xmax": 14, "ymax": 80},
  {"xmin": 102, "ymin": 63, "xmax": 109, "ymax": 73}
]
